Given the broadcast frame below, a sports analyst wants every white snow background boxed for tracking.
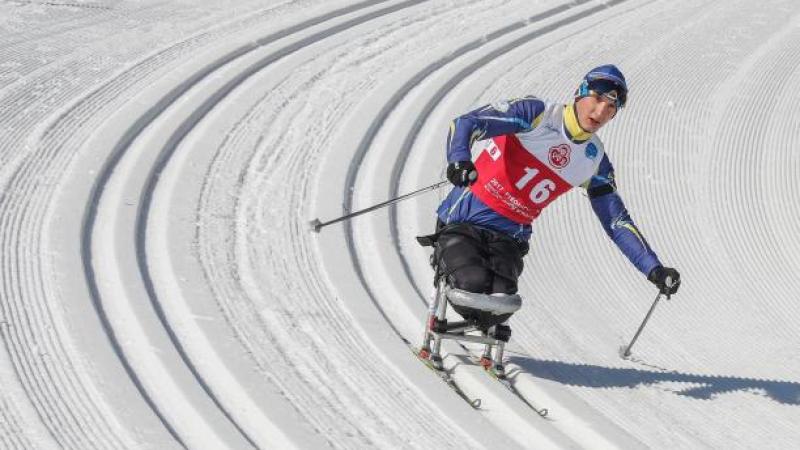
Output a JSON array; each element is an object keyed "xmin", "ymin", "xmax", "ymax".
[{"xmin": 1, "ymin": 0, "xmax": 799, "ymax": 448}]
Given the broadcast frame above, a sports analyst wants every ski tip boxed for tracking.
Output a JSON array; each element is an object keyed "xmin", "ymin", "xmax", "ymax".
[{"xmin": 308, "ymin": 218, "xmax": 323, "ymax": 233}]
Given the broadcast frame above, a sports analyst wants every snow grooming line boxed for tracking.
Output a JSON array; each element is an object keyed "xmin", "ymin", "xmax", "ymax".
[{"xmin": 79, "ymin": 0, "xmax": 432, "ymax": 447}]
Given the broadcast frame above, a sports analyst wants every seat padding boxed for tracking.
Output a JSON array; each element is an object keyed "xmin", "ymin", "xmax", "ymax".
[{"xmin": 446, "ymin": 288, "xmax": 522, "ymax": 315}]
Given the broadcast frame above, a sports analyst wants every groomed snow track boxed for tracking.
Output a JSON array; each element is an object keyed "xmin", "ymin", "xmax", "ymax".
[{"xmin": 1, "ymin": 0, "xmax": 800, "ymax": 449}]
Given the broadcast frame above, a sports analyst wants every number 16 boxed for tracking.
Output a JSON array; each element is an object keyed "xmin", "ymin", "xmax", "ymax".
[{"xmin": 514, "ymin": 167, "xmax": 556, "ymax": 204}]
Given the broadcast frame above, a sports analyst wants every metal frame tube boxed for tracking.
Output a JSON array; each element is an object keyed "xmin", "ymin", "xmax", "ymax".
[
  {"xmin": 430, "ymin": 286, "xmax": 448, "ymax": 364},
  {"xmin": 481, "ymin": 343, "xmax": 492, "ymax": 360},
  {"xmin": 433, "ymin": 332, "xmax": 501, "ymax": 345},
  {"xmin": 421, "ymin": 282, "xmax": 442, "ymax": 352},
  {"xmin": 494, "ymin": 341, "xmax": 506, "ymax": 367}
]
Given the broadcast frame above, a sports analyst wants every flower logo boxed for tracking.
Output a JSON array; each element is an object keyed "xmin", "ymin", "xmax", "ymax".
[{"xmin": 548, "ymin": 144, "xmax": 571, "ymax": 169}]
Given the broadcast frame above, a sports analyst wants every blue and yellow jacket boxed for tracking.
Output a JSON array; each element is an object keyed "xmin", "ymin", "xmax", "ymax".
[{"xmin": 437, "ymin": 97, "xmax": 661, "ymax": 277}]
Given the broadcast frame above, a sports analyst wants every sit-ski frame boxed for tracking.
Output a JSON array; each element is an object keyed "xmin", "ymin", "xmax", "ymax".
[{"xmin": 418, "ymin": 277, "xmax": 510, "ymax": 378}]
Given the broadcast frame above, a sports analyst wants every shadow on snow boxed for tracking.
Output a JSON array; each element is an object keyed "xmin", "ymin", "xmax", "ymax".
[{"xmin": 509, "ymin": 356, "xmax": 800, "ymax": 406}]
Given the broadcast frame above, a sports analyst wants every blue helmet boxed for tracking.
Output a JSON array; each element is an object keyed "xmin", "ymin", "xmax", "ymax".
[{"xmin": 576, "ymin": 64, "xmax": 628, "ymax": 108}]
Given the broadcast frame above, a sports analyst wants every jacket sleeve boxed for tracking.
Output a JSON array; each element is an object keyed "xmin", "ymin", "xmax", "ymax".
[
  {"xmin": 447, "ymin": 97, "xmax": 546, "ymax": 163},
  {"xmin": 586, "ymin": 154, "xmax": 662, "ymax": 277}
]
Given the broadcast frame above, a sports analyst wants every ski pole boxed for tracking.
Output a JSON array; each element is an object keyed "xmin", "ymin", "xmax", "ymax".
[
  {"xmin": 309, "ymin": 180, "xmax": 450, "ymax": 233},
  {"xmin": 620, "ymin": 276, "xmax": 674, "ymax": 359}
]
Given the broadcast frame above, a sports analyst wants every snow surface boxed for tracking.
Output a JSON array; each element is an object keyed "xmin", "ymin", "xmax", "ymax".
[{"xmin": 1, "ymin": 0, "xmax": 799, "ymax": 448}]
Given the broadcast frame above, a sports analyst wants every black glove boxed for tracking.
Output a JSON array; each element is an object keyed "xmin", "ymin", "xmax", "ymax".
[
  {"xmin": 648, "ymin": 266, "xmax": 681, "ymax": 296},
  {"xmin": 447, "ymin": 161, "xmax": 478, "ymax": 187}
]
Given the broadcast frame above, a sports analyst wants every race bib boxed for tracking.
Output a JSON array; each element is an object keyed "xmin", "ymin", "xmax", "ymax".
[{"xmin": 473, "ymin": 136, "xmax": 572, "ymax": 224}]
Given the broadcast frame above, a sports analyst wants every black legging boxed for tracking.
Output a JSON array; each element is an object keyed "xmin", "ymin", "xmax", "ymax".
[{"xmin": 434, "ymin": 223, "xmax": 528, "ymax": 295}]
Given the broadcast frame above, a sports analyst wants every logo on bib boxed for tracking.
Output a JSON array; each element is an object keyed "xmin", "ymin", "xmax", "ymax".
[
  {"xmin": 487, "ymin": 142, "xmax": 502, "ymax": 161},
  {"xmin": 585, "ymin": 142, "xmax": 598, "ymax": 160},
  {"xmin": 548, "ymin": 144, "xmax": 571, "ymax": 169}
]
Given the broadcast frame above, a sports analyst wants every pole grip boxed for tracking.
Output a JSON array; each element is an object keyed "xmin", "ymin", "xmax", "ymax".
[{"xmin": 664, "ymin": 275, "xmax": 674, "ymax": 299}]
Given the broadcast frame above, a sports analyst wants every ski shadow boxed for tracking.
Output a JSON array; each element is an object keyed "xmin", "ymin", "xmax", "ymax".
[{"xmin": 508, "ymin": 356, "xmax": 800, "ymax": 406}]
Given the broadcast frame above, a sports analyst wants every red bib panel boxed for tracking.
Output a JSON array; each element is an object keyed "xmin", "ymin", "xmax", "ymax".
[{"xmin": 473, "ymin": 135, "xmax": 573, "ymax": 224}]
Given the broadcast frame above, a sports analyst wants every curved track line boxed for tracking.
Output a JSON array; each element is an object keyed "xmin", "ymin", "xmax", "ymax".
[
  {"xmin": 0, "ymin": 11, "xmax": 325, "ymax": 447},
  {"xmin": 135, "ymin": 1, "xmax": 435, "ymax": 445},
  {"xmin": 0, "ymin": 4, "xmax": 253, "ymax": 448},
  {"xmin": 80, "ymin": 0, "xmax": 432, "ymax": 446}
]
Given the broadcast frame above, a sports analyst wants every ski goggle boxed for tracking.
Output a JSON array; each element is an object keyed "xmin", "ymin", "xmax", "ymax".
[{"xmin": 577, "ymin": 78, "xmax": 627, "ymax": 108}]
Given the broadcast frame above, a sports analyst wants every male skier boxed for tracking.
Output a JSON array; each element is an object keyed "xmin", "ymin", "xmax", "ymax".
[{"xmin": 430, "ymin": 64, "xmax": 680, "ymax": 333}]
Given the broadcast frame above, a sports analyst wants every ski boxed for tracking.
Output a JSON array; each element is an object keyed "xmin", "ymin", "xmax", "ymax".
[
  {"xmin": 466, "ymin": 348, "xmax": 549, "ymax": 418},
  {"xmin": 484, "ymin": 366, "xmax": 549, "ymax": 418},
  {"xmin": 410, "ymin": 344, "xmax": 482, "ymax": 409}
]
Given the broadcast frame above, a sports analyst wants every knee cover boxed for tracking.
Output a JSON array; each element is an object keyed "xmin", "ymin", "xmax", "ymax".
[{"xmin": 448, "ymin": 266, "xmax": 492, "ymax": 294}]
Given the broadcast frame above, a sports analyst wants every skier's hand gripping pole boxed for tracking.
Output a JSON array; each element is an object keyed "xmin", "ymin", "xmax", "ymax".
[
  {"xmin": 620, "ymin": 275, "xmax": 676, "ymax": 359},
  {"xmin": 309, "ymin": 180, "xmax": 450, "ymax": 233}
]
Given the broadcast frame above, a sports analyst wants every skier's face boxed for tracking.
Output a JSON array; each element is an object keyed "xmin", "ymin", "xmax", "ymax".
[{"xmin": 575, "ymin": 94, "xmax": 617, "ymax": 133}]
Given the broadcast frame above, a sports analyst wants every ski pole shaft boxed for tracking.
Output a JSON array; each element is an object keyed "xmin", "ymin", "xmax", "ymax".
[
  {"xmin": 621, "ymin": 276, "xmax": 675, "ymax": 358},
  {"xmin": 309, "ymin": 180, "xmax": 450, "ymax": 233},
  {"xmin": 622, "ymin": 291, "xmax": 662, "ymax": 358}
]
